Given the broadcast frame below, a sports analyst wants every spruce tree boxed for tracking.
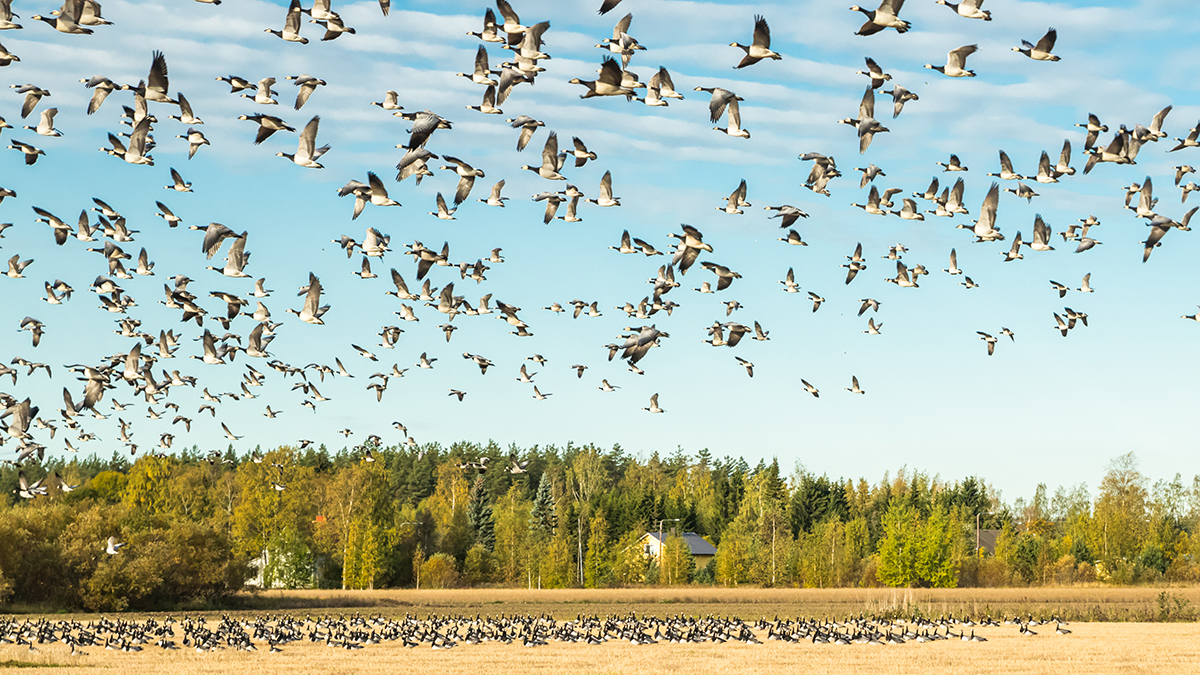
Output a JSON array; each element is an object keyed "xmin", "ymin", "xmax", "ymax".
[
  {"xmin": 532, "ymin": 474, "xmax": 557, "ymax": 534},
  {"xmin": 468, "ymin": 476, "xmax": 495, "ymax": 551}
]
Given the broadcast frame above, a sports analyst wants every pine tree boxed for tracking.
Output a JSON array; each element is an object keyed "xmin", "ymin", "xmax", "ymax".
[{"xmin": 468, "ymin": 476, "xmax": 495, "ymax": 551}]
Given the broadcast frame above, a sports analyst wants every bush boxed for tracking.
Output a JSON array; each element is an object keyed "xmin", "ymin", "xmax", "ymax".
[
  {"xmin": 463, "ymin": 545, "xmax": 495, "ymax": 584},
  {"xmin": 422, "ymin": 553, "xmax": 459, "ymax": 588}
]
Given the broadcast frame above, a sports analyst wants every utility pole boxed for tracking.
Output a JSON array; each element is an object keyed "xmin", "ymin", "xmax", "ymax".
[{"xmin": 976, "ymin": 513, "xmax": 980, "ymax": 555}]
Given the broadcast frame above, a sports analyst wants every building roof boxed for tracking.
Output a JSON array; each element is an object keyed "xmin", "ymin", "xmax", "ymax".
[{"xmin": 644, "ymin": 531, "xmax": 718, "ymax": 556}]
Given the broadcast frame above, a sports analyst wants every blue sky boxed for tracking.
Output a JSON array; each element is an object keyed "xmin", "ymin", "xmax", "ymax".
[{"xmin": 1, "ymin": 0, "xmax": 1198, "ymax": 501}]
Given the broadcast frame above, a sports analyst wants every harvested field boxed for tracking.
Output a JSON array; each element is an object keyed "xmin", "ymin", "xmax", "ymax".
[
  {"xmin": 0, "ymin": 621, "xmax": 1196, "ymax": 674},
  {"xmin": 218, "ymin": 586, "xmax": 1200, "ymax": 623}
]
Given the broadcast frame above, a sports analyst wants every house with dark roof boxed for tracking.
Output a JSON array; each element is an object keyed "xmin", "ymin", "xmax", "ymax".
[{"xmin": 640, "ymin": 531, "xmax": 718, "ymax": 569}]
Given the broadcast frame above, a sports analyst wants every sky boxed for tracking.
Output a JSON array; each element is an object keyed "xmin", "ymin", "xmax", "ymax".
[{"xmin": 0, "ymin": 0, "xmax": 1198, "ymax": 503}]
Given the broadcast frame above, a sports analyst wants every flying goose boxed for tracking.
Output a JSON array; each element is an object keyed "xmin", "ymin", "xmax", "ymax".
[
  {"xmin": 266, "ymin": 0, "xmax": 308, "ymax": 43},
  {"xmin": 440, "ymin": 156, "xmax": 485, "ymax": 204},
  {"xmin": 1014, "ymin": 28, "xmax": 1059, "ymax": 61},
  {"xmin": 467, "ymin": 6, "xmax": 502, "ymax": 41},
  {"xmin": 937, "ymin": 0, "xmax": 990, "ymax": 20},
  {"xmin": 845, "ymin": 376, "xmax": 865, "ymax": 394},
  {"xmin": 1171, "ymin": 122, "xmax": 1200, "ymax": 152},
  {"xmin": 853, "ymin": 86, "xmax": 888, "ymax": 153},
  {"xmin": 863, "ymin": 317, "xmax": 883, "ymax": 335},
  {"xmin": 925, "ymin": 45, "xmax": 978, "ymax": 77},
  {"xmin": 371, "ymin": 90, "xmax": 402, "ymax": 111},
  {"xmin": 32, "ymin": 0, "xmax": 93, "ymax": 33},
  {"xmin": 570, "ymin": 58, "xmax": 635, "ymax": 100},
  {"xmin": 719, "ymin": 179, "xmax": 750, "ymax": 214},
  {"xmin": 714, "ymin": 98, "xmax": 750, "ymax": 138},
  {"xmin": 586, "ymin": 171, "xmax": 620, "ymax": 207},
  {"xmin": 695, "ymin": 86, "xmax": 743, "ymax": 124},
  {"xmin": 0, "ymin": 0, "xmax": 21, "ymax": 29},
  {"xmin": 884, "ymin": 261, "xmax": 918, "ymax": 287},
  {"xmin": 857, "ymin": 57, "xmax": 890, "ymax": 89},
  {"xmin": 522, "ymin": 131, "xmax": 566, "ymax": 180},
  {"xmin": 987, "ymin": 150, "xmax": 1024, "ymax": 180},
  {"xmin": 285, "ymin": 74, "xmax": 325, "ymax": 110},
  {"xmin": 1004, "ymin": 181, "xmax": 1038, "ymax": 202},
  {"xmin": 168, "ymin": 92, "xmax": 202, "ymax": 126},
  {"xmin": 506, "ymin": 115, "xmax": 543, "ymax": 151},
  {"xmin": 732, "ymin": 15, "xmax": 780, "ymax": 68},
  {"xmin": 467, "ymin": 85, "xmax": 502, "ymax": 114},
  {"xmin": 877, "ymin": 85, "xmax": 917, "ymax": 119},
  {"xmin": 23, "ymin": 108, "xmax": 60, "ymax": 137},
  {"xmin": 850, "ymin": 0, "xmax": 910, "ymax": 36},
  {"xmin": 429, "ymin": 192, "xmax": 456, "ymax": 220},
  {"xmin": 1029, "ymin": 215, "xmax": 1055, "ymax": 251},
  {"xmin": 643, "ymin": 393, "xmax": 664, "ymax": 413},
  {"xmin": 458, "ymin": 45, "xmax": 498, "ymax": 88},
  {"xmin": 9, "ymin": 138, "xmax": 45, "ymax": 165},
  {"xmin": 105, "ymin": 536, "xmax": 126, "ymax": 555},
  {"xmin": 277, "ymin": 115, "xmax": 328, "ymax": 168},
  {"xmin": 164, "ymin": 167, "xmax": 192, "ymax": 193}
]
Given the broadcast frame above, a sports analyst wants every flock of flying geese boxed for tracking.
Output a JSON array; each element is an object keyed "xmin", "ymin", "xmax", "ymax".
[
  {"xmin": 0, "ymin": 610, "xmax": 1071, "ymax": 656},
  {"xmin": 0, "ymin": 0, "xmax": 1196, "ymax": 541}
]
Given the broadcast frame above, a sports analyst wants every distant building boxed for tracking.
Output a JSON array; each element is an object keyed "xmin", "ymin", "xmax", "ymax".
[
  {"xmin": 640, "ymin": 531, "xmax": 718, "ymax": 569},
  {"xmin": 975, "ymin": 529, "xmax": 1001, "ymax": 555}
]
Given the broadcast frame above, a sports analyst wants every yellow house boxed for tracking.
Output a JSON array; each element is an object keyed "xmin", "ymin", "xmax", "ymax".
[{"xmin": 640, "ymin": 531, "xmax": 717, "ymax": 569}]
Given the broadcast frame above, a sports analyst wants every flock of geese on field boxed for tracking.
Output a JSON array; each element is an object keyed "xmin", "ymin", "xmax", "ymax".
[
  {"xmin": 0, "ymin": 0, "xmax": 1198, "ymax": 523},
  {"xmin": 0, "ymin": 611, "xmax": 1071, "ymax": 656}
]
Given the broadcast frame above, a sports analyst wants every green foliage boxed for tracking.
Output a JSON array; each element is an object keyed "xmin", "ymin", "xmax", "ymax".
[
  {"xmin": 463, "ymin": 545, "xmax": 495, "ymax": 584},
  {"xmin": 263, "ymin": 525, "xmax": 315, "ymax": 590},
  {"xmin": 877, "ymin": 499, "xmax": 920, "ymax": 587},
  {"xmin": 6, "ymin": 445, "xmax": 1200, "ymax": 607}
]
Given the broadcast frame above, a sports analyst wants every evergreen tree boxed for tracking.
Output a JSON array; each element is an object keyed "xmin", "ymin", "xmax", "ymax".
[
  {"xmin": 532, "ymin": 474, "xmax": 557, "ymax": 534},
  {"xmin": 468, "ymin": 476, "xmax": 496, "ymax": 551}
]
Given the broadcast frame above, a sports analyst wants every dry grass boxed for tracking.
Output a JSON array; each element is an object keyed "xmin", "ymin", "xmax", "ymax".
[
  {"xmin": 220, "ymin": 587, "xmax": 1200, "ymax": 622},
  {"xmin": 1, "ymin": 623, "xmax": 1196, "ymax": 674}
]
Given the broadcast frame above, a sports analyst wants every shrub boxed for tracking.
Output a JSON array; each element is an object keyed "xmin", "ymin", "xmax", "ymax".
[{"xmin": 422, "ymin": 553, "xmax": 459, "ymax": 589}]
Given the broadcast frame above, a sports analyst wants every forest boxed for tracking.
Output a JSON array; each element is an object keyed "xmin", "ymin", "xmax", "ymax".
[{"xmin": 1, "ymin": 442, "xmax": 1196, "ymax": 611}]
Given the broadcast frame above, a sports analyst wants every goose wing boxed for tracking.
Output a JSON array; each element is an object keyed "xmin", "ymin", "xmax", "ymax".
[
  {"xmin": 858, "ymin": 86, "xmax": 875, "ymax": 121},
  {"xmin": 752, "ymin": 14, "xmax": 771, "ymax": 50},
  {"xmin": 297, "ymin": 115, "xmax": 320, "ymax": 161},
  {"xmin": 947, "ymin": 44, "xmax": 978, "ymax": 70},
  {"xmin": 1034, "ymin": 27, "xmax": 1057, "ymax": 54},
  {"xmin": 540, "ymin": 130, "xmax": 559, "ymax": 170},
  {"xmin": 147, "ymin": 51, "xmax": 169, "ymax": 97}
]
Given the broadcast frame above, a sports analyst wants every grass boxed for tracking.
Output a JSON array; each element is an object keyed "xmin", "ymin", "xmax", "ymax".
[{"xmin": 0, "ymin": 622, "xmax": 1196, "ymax": 674}]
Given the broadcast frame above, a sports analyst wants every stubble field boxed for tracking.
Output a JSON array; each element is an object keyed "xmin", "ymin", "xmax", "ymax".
[{"xmin": 3, "ymin": 588, "xmax": 1199, "ymax": 674}]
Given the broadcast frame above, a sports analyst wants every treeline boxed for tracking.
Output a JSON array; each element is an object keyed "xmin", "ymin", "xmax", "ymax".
[{"xmin": 1, "ymin": 443, "xmax": 1197, "ymax": 611}]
